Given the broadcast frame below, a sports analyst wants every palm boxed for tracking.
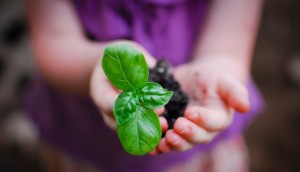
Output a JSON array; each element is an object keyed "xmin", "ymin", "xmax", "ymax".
[{"xmin": 153, "ymin": 61, "xmax": 250, "ymax": 154}]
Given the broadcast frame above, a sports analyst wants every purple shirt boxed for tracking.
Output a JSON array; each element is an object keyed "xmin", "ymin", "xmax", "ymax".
[{"xmin": 23, "ymin": 0, "xmax": 263, "ymax": 171}]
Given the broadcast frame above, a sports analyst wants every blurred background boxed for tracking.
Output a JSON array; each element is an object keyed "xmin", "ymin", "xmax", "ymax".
[{"xmin": 0, "ymin": 0, "xmax": 299, "ymax": 171}]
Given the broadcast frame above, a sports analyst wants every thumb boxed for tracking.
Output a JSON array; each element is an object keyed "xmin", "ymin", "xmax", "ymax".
[
  {"xmin": 90, "ymin": 62, "xmax": 119, "ymax": 117},
  {"xmin": 217, "ymin": 75, "xmax": 250, "ymax": 113}
]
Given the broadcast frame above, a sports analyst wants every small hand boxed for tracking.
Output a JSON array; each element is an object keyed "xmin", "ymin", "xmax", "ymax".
[{"xmin": 151, "ymin": 59, "xmax": 250, "ymax": 154}]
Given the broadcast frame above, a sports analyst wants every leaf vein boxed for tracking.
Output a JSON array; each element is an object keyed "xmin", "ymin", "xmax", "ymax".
[{"xmin": 114, "ymin": 46, "xmax": 135, "ymax": 90}]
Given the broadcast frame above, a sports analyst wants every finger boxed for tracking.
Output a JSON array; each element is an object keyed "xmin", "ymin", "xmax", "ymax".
[
  {"xmin": 126, "ymin": 41, "xmax": 157, "ymax": 68},
  {"xmin": 165, "ymin": 130, "xmax": 193, "ymax": 151},
  {"xmin": 173, "ymin": 117, "xmax": 217, "ymax": 144},
  {"xmin": 155, "ymin": 107, "xmax": 168, "ymax": 132},
  {"xmin": 149, "ymin": 148, "xmax": 160, "ymax": 156},
  {"xmin": 102, "ymin": 113, "xmax": 117, "ymax": 130},
  {"xmin": 217, "ymin": 75, "xmax": 250, "ymax": 113},
  {"xmin": 97, "ymin": 81, "xmax": 119, "ymax": 116},
  {"xmin": 184, "ymin": 105, "xmax": 233, "ymax": 131},
  {"xmin": 90, "ymin": 65, "xmax": 119, "ymax": 117},
  {"xmin": 158, "ymin": 138, "xmax": 172, "ymax": 153},
  {"xmin": 159, "ymin": 117, "xmax": 168, "ymax": 133},
  {"xmin": 142, "ymin": 51, "xmax": 156, "ymax": 68},
  {"xmin": 154, "ymin": 107, "xmax": 165, "ymax": 116}
]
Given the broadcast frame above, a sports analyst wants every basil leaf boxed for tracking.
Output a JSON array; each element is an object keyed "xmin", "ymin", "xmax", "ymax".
[
  {"xmin": 102, "ymin": 43, "xmax": 148, "ymax": 90},
  {"xmin": 101, "ymin": 43, "xmax": 174, "ymax": 156},
  {"xmin": 113, "ymin": 91, "xmax": 138, "ymax": 125},
  {"xmin": 139, "ymin": 82, "xmax": 173, "ymax": 108},
  {"xmin": 117, "ymin": 106, "xmax": 161, "ymax": 156}
]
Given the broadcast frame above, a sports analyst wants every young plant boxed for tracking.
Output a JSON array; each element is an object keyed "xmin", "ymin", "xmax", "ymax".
[{"xmin": 102, "ymin": 43, "xmax": 173, "ymax": 156}]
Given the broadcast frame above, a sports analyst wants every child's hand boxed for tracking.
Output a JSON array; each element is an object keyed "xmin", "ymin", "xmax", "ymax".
[
  {"xmin": 90, "ymin": 40, "xmax": 167, "ymax": 130},
  {"xmin": 152, "ymin": 58, "xmax": 250, "ymax": 154}
]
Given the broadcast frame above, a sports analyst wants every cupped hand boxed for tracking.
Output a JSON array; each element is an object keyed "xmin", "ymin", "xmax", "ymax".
[
  {"xmin": 151, "ymin": 58, "xmax": 250, "ymax": 154},
  {"xmin": 89, "ymin": 40, "xmax": 167, "ymax": 130}
]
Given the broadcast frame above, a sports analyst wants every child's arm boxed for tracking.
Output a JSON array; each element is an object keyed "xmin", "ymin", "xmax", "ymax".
[
  {"xmin": 25, "ymin": 0, "xmax": 102, "ymax": 95},
  {"xmin": 25, "ymin": 0, "xmax": 162, "ymax": 130},
  {"xmin": 154, "ymin": 0, "xmax": 263, "ymax": 153},
  {"xmin": 193, "ymin": 0, "xmax": 263, "ymax": 83}
]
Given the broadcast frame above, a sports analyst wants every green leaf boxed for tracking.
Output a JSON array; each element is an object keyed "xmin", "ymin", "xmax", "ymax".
[
  {"xmin": 101, "ymin": 43, "xmax": 174, "ymax": 156},
  {"xmin": 117, "ymin": 105, "xmax": 162, "ymax": 156},
  {"xmin": 113, "ymin": 91, "xmax": 138, "ymax": 125},
  {"xmin": 102, "ymin": 43, "xmax": 149, "ymax": 90},
  {"xmin": 139, "ymin": 82, "xmax": 173, "ymax": 108}
]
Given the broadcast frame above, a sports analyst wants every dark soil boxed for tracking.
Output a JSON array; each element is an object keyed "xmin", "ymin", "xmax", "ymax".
[{"xmin": 149, "ymin": 59, "xmax": 189, "ymax": 130}]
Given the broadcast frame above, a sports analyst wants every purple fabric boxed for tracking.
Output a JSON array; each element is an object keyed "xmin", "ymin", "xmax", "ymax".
[
  {"xmin": 23, "ymin": 0, "xmax": 264, "ymax": 171},
  {"xmin": 74, "ymin": 0, "xmax": 207, "ymax": 65}
]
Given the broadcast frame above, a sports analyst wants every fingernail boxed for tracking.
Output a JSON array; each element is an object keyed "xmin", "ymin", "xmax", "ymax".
[
  {"xmin": 187, "ymin": 112, "xmax": 198, "ymax": 121},
  {"xmin": 179, "ymin": 126, "xmax": 190, "ymax": 135},
  {"xmin": 191, "ymin": 112, "xmax": 204, "ymax": 126},
  {"xmin": 191, "ymin": 112, "xmax": 198, "ymax": 119},
  {"xmin": 169, "ymin": 133, "xmax": 181, "ymax": 145}
]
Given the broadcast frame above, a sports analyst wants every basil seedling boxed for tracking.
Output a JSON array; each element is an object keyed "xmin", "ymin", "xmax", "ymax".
[{"xmin": 102, "ymin": 43, "xmax": 173, "ymax": 156}]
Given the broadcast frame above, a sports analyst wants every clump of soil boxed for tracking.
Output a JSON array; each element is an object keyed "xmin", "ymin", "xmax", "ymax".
[{"xmin": 149, "ymin": 59, "xmax": 189, "ymax": 131}]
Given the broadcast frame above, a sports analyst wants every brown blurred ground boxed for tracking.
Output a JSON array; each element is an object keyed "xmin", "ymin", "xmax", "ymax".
[
  {"xmin": 245, "ymin": 0, "xmax": 300, "ymax": 171},
  {"xmin": 0, "ymin": 0, "xmax": 300, "ymax": 172}
]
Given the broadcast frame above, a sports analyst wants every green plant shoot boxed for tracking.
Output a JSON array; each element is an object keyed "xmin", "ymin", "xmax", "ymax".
[{"xmin": 102, "ymin": 43, "xmax": 173, "ymax": 156}]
